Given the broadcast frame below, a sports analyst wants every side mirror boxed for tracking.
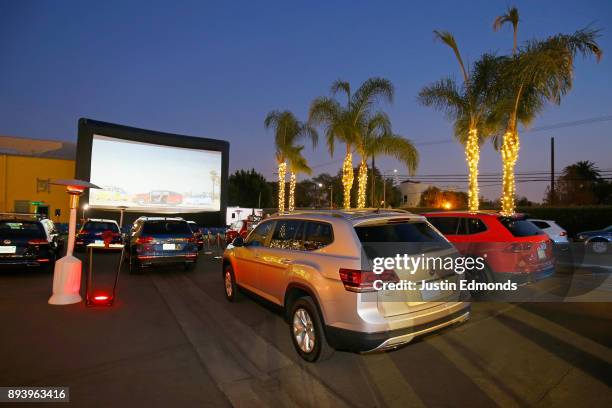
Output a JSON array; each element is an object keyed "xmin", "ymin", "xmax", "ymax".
[{"xmin": 232, "ymin": 236, "xmax": 245, "ymax": 247}]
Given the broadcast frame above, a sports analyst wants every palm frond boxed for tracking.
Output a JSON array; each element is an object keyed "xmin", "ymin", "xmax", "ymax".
[
  {"xmin": 493, "ymin": 6, "xmax": 519, "ymax": 32},
  {"xmin": 330, "ymin": 79, "xmax": 351, "ymax": 104},
  {"xmin": 418, "ymin": 77, "xmax": 467, "ymax": 120},
  {"xmin": 434, "ymin": 30, "xmax": 468, "ymax": 81},
  {"xmin": 370, "ymin": 133, "xmax": 419, "ymax": 175}
]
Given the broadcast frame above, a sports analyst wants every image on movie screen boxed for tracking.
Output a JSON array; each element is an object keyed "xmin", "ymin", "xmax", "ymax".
[{"xmin": 88, "ymin": 134, "xmax": 222, "ymax": 213}]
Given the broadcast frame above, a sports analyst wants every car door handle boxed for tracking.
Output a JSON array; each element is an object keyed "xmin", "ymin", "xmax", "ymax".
[{"xmin": 280, "ymin": 258, "xmax": 293, "ymax": 265}]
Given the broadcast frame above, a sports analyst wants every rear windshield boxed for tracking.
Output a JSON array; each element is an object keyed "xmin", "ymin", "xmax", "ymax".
[
  {"xmin": 499, "ymin": 218, "xmax": 543, "ymax": 237},
  {"xmin": 355, "ymin": 221, "xmax": 451, "ymax": 258},
  {"xmin": 0, "ymin": 221, "xmax": 46, "ymax": 238},
  {"xmin": 142, "ymin": 221, "xmax": 191, "ymax": 235},
  {"xmin": 355, "ymin": 221, "xmax": 448, "ymax": 243},
  {"xmin": 84, "ymin": 222, "xmax": 119, "ymax": 232},
  {"xmin": 187, "ymin": 222, "xmax": 199, "ymax": 233}
]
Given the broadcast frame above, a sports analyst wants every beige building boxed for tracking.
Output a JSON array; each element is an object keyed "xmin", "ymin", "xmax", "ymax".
[{"xmin": 398, "ymin": 180, "xmax": 432, "ymax": 208}]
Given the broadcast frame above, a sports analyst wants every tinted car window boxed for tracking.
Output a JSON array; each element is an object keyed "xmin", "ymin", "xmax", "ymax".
[
  {"xmin": 270, "ymin": 220, "xmax": 303, "ymax": 250},
  {"xmin": 427, "ymin": 217, "xmax": 459, "ymax": 235},
  {"xmin": 466, "ymin": 218, "xmax": 487, "ymax": 234},
  {"xmin": 142, "ymin": 221, "xmax": 191, "ymax": 235},
  {"xmin": 499, "ymin": 218, "xmax": 542, "ymax": 237},
  {"xmin": 84, "ymin": 222, "xmax": 119, "ymax": 232},
  {"xmin": 303, "ymin": 221, "xmax": 333, "ymax": 250},
  {"xmin": 245, "ymin": 221, "xmax": 274, "ymax": 247},
  {"xmin": 355, "ymin": 222, "xmax": 448, "ymax": 243},
  {"xmin": 0, "ymin": 221, "xmax": 46, "ymax": 238},
  {"xmin": 531, "ymin": 221, "xmax": 550, "ymax": 229}
]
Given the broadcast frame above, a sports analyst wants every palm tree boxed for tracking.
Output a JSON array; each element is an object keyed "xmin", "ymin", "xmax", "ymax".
[
  {"xmin": 354, "ymin": 112, "xmax": 418, "ymax": 208},
  {"xmin": 309, "ymin": 78, "xmax": 394, "ymax": 209},
  {"xmin": 285, "ymin": 145, "xmax": 312, "ymax": 212},
  {"xmin": 419, "ymin": 32, "xmax": 499, "ymax": 211},
  {"xmin": 493, "ymin": 6, "xmax": 520, "ymax": 55},
  {"xmin": 492, "ymin": 27, "xmax": 602, "ymax": 215},
  {"xmin": 264, "ymin": 110, "xmax": 318, "ymax": 212}
]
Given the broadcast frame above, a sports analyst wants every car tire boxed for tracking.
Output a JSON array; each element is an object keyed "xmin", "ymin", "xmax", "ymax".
[
  {"xmin": 589, "ymin": 239, "xmax": 609, "ymax": 254},
  {"xmin": 289, "ymin": 296, "xmax": 334, "ymax": 363},
  {"xmin": 223, "ymin": 264, "xmax": 240, "ymax": 302},
  {"xmin": 465, "ymin": 263, "xmax": 494, "ymax": 298}
]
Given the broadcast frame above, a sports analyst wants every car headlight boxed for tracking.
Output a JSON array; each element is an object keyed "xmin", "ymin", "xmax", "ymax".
[{"xmin": 577, "ymin": 235, "xmax": 586, "ymax": 241}]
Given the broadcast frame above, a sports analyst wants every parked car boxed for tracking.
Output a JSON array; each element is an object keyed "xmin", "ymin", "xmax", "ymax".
[
  {"xmin": 0, "ymin": 216, "xmax": 59, "ymax": 270},
  {"xmin": 575, "ymin": 225, "xmax": 612, "ymax": 254},
  {"xmin": 187, "ymin": 221, "xmax": 204, "ymax": 250},
  {"xmin": 225, "ymin": 219, "xmax": 258, "ymax": 246},
  {"xmin": 126, "ymin": 217, "xmax": 198, "ymax": 272},
  {"xmin": 527, "ymin": 219, "xmax": 569, "ymax": 246},
  {"xmin": 222, "ymin": 209, "xmax": 470, "ymax": 362},
  {"xmin": 424, "ymin": 211, "xmax": 554, "ymax": 285},
  {"xmin": 76, "ymin": 219, "xmax": 122, "ymax": 249}
]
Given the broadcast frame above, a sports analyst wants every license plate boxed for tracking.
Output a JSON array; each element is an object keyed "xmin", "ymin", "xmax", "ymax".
[
  {"xmin": 537, "ymin": 248, "xmax": 546, "ymax": 259},
  {"xmin": 163, "ymin": 243, "xmax": 176, "ymax": 250},
  {"xmin": 421, "ymin": 288, "xmax": 441, "ymax": 301},
  {"xmin": 94, "ymin": 240, "xmax": 104, "ymax": 245},
  {"xmin": 0, "ymin": 246, "xmax": 16, "ymax": 254}
]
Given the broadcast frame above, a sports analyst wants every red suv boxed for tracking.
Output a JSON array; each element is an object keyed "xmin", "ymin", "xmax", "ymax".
[
  {"xmin": 423, "ymin": 211, "xmax": 554, "ymax": 284},
  {"xmin": 225, "ymin": 219, "xmax": 258, "ymax": 246}
]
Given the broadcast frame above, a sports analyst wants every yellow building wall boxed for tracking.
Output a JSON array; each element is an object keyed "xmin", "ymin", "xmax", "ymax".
[{"xmin": 0, "ymin": 154, "xmax": 75, "ymax": 223}]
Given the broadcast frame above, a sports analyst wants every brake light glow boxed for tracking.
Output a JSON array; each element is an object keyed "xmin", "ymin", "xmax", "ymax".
[
  {"xmin": 339, "ymin": 268, "xmax": 399, "ymax": 292},
  {"xmin": 136, "ymin": 236, "xmax": 154, "ymax": 244},
  {"xmin": 28, "ymin": 239, "xmax": 49, "ymax": 245}
]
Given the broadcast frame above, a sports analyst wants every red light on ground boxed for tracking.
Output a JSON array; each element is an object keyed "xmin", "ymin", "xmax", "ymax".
[{"xmin": 93, "ymin": 295, "xmax": 109, "ymax": 301}]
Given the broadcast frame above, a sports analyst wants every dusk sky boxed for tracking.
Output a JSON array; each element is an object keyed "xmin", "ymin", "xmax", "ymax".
[{"xmin": 1, "ymin": 0, "xmax": 611, "ymax": 202}]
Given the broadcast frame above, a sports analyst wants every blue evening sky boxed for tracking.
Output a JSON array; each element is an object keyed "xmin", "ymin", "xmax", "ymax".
[{"xmin": 1, "ymin": 0, "xmax": 611, "ymax": 201}]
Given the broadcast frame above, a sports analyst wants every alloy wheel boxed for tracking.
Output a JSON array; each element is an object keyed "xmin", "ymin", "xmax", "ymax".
[{"xmin": 293, "ymin": 308, "xmax": 315, "ymax": 353}]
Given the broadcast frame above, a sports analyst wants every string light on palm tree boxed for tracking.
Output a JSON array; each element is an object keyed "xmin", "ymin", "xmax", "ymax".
[
  {"xmin": 491, "ymin": 10, "xmax": 602, "ymax": 215},
  {"xmin": 265, "ymin": 110, "xmax": 318, "ymax": 213},
  {"xmin": 355, "ymin": 112, "xmax": 418, "ymax": 209},
  {"xmin": 419, "ymin": 32, "xmax": 499, "ymax": 212},
  {"xmin": 309, "ymin": 77, "xmax": 394, "ymax": 210}
]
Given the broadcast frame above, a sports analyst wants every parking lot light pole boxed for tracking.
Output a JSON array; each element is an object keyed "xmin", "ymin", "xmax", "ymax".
[{"xmin": 48, "ymin": 179, "xmax": 100, "ymax": 305}]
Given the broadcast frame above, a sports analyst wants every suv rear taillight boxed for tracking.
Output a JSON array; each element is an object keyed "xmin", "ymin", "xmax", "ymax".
[
  {"xmin": 339, "ymin": 268, "xmax": 399, "ymax": 292},
  {"xmin": 136, "ymin": 236, "xmax": 154, "ymax": 244},
  {"xmin": 28, "ymin": 239, "xmax": 49, "ymax": 245},
  {"xmin": 505, "ymin": 242, "xmax": 533, "ymax": 252}
]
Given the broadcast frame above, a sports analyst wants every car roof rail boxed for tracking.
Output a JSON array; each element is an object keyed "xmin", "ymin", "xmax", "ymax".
[{"xmin": 0, "ymin": 212, "xmax": 42, "ymax": 221}]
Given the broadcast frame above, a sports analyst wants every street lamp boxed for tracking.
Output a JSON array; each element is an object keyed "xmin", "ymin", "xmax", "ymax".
[
  {"xmin": 82, "ymin": 203, "xmax": 89, "ymax": 222},
  {"xmin": 316, "ymin": 183, "xmax": 323, "ymax": 208},
  {"xmin": 48, "ymin": 179, "xmax": 100, "ymax": 305}
]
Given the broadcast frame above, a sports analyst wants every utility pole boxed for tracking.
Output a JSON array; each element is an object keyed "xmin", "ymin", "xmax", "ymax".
[
  {"xmin": 329, "ymin": 185, "xmax": 333, "ymax": 209},
  {"xmin": 258, "ymin": 191, "xmax": 261, "ymax": 209},
  {"xmin": 371, "ymin": 156, "xmax": 376, "ymax": 207},
  {"xmin": 550, "ymin": 137, "xmax": 555, "ymax": 205}
]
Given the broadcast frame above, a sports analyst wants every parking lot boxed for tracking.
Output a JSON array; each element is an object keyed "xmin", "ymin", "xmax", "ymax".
[{"xmin": 0, "ymin": 248, "xmax": 611, "ymax": 407}]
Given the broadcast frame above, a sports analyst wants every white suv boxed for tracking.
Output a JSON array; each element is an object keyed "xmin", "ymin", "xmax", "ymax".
[{"xmin": 222, "ymin": 209, "xmax": 470, "ymax": 362}]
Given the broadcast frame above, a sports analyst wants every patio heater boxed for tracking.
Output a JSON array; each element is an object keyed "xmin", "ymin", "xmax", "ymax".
[{"xmin": 48, "ymin": 179, "xmax": 100, "ymax": 305}]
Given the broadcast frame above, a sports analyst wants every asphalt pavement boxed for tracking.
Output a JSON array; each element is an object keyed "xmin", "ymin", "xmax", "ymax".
[{"xmin": 0, "ymin": 247, "xmax": 610, "ymax": 407}]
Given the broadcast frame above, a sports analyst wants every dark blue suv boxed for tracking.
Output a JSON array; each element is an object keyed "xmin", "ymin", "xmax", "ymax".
[
  {"xmin": 126, "ymin": 217, "xmax": 198, "ymax": 273},
  {"xmin": 76, "ymin": 219, "xmax": 122, "ymax": 249}
]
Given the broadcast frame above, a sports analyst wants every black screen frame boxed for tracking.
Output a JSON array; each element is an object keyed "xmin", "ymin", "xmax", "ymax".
[{"xmin": 76, "ymin": 118, "xmax": 229, "ymax": 227}]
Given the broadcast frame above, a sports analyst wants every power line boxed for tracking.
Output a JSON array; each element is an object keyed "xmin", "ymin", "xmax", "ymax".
[{"xmin": 303, "ymin": 114, "xmax": 612, "ymax": 172}]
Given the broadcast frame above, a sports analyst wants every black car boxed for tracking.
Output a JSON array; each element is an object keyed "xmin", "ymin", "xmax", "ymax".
[
  {"xmin": 76, "ymin": 219, "xmax": 122, "ymax": 249},
  {"xmin": 575, "ymin": 225, "xmax": 612, "ymax": 254},
  {"xmin": 187, "ymin": 221, "xmax": 204, "ymax": 250},
  {"xmin": 0, "ymin": 218, "xmax": 58, "ymax": 270},
  {"xmin": 126, "ymin": 217, "xmax": 198, "ymax": 273}
]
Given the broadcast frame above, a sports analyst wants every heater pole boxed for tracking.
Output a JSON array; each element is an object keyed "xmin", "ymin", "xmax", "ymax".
[{"xmin": 550, "ymin": 137, "xmax": 555, "ymax": 205}]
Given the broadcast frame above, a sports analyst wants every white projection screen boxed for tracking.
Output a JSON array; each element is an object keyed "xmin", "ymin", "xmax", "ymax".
[{"xmin": 88, "ymin": 134, "xmax": 222, "ymax": 213}]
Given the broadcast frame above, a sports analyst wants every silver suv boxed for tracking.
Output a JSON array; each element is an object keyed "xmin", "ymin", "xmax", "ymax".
[{"xmin": 222, "ymin": 209, "xmax": 470, "ymax": 362}]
